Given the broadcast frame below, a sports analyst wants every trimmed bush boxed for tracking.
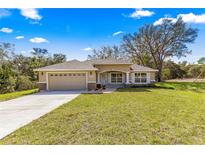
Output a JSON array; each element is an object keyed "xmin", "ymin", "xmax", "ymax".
[{"xmin": 15, "ymin": 75, "xmax": 36, "ymax": 91}]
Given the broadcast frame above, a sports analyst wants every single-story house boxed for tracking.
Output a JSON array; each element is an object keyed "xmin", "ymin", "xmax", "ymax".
[{"xmin": 34, "ymin": 59, "xmax": 158, "ymax": 90}]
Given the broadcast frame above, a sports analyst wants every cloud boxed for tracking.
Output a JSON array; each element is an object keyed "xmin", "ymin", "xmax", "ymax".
[
  {"xmin": 15, "ymin": 36, "xmax": 24, "ymax": 39},
  {"xmin": 29, "ymin": 37, "xmax": 48, "ymax": 43},
  {"xmin": 130, "ymin": 9, "xmax": 154, "ymax": 19},
  {"xmin": 83, "ymin": 47, "xmax": 92, "ymax": 51},
  {"xmin": 154, "ymin": 13, "xmax": 205, "ymax": 25},
  {"xmin": 0, "ymin": 9, "xmax": 11, "ymax": 18},
  {"xmin": 179, "ymin": 13, "xmax": 205, "ymax": 23},
  {"xmin": 0, "ymin": 27, "xmax": 13, "ymax": 33},
  {"xmin": 154, "ymin": 17, "xmax": 177, "ymax": 26},
  {"xmin": 20, "ymin": 51, "xmax": 26, "ymax": 54},
  {"xmin": 19, "ymin": 8, "xmax": 42, "ymax": 20},
  {"xmin": 112, "ymin": 31, "xmax": 124, "ymax": 37}
]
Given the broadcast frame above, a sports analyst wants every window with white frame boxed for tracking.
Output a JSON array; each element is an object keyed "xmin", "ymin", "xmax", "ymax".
[
  {"xmin": 111, "ymin": 72, "xmax": 122, "ymax": 83},
  {"xmin": 135, "ymin": 73, "xmax": 147, "ymax": 83}
]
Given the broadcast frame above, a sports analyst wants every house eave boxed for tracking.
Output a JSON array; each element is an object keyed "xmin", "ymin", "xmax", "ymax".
[
  {"xmin": 130, "ymin": 70, "xmax": 158, "ymax": 72},
  {"xmin": 34, "ymin": 69, "xmax": 98, "ymax": 72}
]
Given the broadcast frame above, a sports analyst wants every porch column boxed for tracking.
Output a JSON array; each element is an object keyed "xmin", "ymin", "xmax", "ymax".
[
  {"xmin": 97, "ymin": 73, "xmax": 100, "ymax": 84},
  {"xmin": 126, "ymin": 72, "xmax": 130, "ymax": 84}
]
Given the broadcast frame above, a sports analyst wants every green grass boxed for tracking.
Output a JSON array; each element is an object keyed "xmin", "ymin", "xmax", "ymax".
[
  {"xmin": 0, "ymin": 89, "xmax": 39, "ymax": 102},
  {"xmin": 154, "ymin": 82, "xmax": 205, "ymax": 91},
  {"xmin": 1, "ymin": 83, "xmax": 205, "ymax": 144}
]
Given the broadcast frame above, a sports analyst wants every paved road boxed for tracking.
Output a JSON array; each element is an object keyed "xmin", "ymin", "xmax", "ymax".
[{"xmin": 0, "ymin": 91, "xmax": 82, "ymax": 140}]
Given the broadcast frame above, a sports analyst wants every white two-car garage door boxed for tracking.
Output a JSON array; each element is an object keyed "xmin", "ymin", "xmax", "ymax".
[{"xmin": 48, "ymin": 73, "xmax": 86, "ymax": 90}]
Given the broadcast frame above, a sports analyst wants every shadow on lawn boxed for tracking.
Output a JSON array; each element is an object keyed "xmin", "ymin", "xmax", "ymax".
[
  {"xmin": 117, "ymin": 83, "xmax": 205, "ymax": 93},
  {"xmin": 116, "ymin": 88, "xmax": 152, "ymax": 92},
  {"xmin": 34, "ymin": 90, "xmax": 84, "ymax": 95}
]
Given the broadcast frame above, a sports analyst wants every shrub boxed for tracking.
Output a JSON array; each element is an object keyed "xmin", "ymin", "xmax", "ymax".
[
  {"xmin": 15, "ymin": 75, "xmax": 35, "ymax": 91},
  {"xmin": 0, "ymin": 65, "xmax": 16, "ymax": 94}
]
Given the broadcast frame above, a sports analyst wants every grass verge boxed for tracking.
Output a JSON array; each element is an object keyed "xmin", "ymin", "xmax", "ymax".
[{"xmin": 0, "ymin": 89, "xmax": 39, "ymax": 102}]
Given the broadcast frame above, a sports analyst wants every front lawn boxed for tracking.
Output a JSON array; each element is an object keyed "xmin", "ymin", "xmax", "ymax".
[
  {"xmin": 1, "ymin": 83, "xmax": 205, "ymax": 144},
  {"xmin": 154, "ymin": 82, "xmax": 205, "ymax": 91},
  {"xmin": 0, "ymin": 89, "xmax": 39, "ymax": 102}
]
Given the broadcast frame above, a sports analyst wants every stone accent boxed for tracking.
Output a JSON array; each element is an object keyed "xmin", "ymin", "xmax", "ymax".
[
  {"xmin": 88, "ymin": 83, "xmax": 96, "ymax": 90},
  {"xmin": 37, "ymin": 82, "xmax": 47, "ymax": 90}
]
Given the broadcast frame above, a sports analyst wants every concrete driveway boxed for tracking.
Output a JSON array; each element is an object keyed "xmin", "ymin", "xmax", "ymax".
[{"xmin": 0, "ymin": 91, "xmax": 82, "ymax": 140}]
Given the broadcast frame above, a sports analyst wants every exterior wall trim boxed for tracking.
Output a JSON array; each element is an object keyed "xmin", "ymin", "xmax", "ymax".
[
  {"xmin": 34, "ymin": 69, "xmax": 98, "ymax": 72},
  {"xmin": 99, "ymin": 69, "xmax": 128, "ymax": 74},
  {"xmin": 87, "ymin": 81, "xmax": 96, "ymax": 83},
  {"xmin": 37, "ymin": 81, "xmax": 46, "ymax": 83},
  {"xmin": 46, "ymin": 72, "xmax": 49, "ymax": 90},
  {"xmin": 130, "ymin": 70, "xmax": 158, "ymax": 72}
]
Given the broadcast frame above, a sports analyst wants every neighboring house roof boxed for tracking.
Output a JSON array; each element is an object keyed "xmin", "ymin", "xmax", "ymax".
[
  {"xmin": 34, "ymin": 60, "xmax": 98, "ymax": 71},
  {"xmin": 86, "ymin": 58, "xmax": 132, "ymax": 65},
  {"xmin": 131, "ymin": 64, "xmax": 158, "ymax": 72},
  {"xmin": 34, "ymin": 58, "xmax": 158, "ymax": 72}
]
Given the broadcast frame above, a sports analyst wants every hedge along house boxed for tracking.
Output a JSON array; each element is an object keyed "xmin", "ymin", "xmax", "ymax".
[{"xmin": 34, "ymin": 59, "xmax": 158, "ymax": 91}]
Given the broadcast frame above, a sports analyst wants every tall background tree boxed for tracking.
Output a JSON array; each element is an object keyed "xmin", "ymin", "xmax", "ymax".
[
  {"xmin": 52, "ymin": 53, "xmax": 66, "ymax": 64},
  {"xmin": 198, "ymin": 57, "xmax": 205, "ymax": 64},
  {"xmin": 122, "ymin": 17, "xmax": 198, "ymax": 81},
  {"xmin": 0, "ymin": 42, "xmax": 14, "ymax": 64},
  {"xmin": 88, "ymin": 45, "xmax": 126, "ymax": 60}
]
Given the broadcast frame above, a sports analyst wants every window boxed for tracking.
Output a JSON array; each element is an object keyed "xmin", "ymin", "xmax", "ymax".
[
  {"xmin": 111, "ymin": 72, "xmax": 122, "ymax": 83},
  {"xmin": 41, "ymin": 72, "xmax": 44, "ymax": 76},
  {"xmin": 59, "ymin": 74, "xmax": 62, "ymax": 76},
  {"xmin": 50, "ymin": 74, "xmax": 53, "ymax": 76},
  {"xmin": 89, "ymin": 72, "xmax": 93, "ymax": 76},
  {"xmin": 135, "ymin": 73, "xmax": 147, "ymax": 83},
  {"xmin": 55, "ymin": 74, "xmax": 58, "ymax": 76},
  {"xmin": 64, "ymin": 74, "xmax": 67, "ymax": 76}
]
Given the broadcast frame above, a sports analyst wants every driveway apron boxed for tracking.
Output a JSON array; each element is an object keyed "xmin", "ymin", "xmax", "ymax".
[{"xmin": 0, "ymin": 91, "xmax": 82, "ymax": 140}]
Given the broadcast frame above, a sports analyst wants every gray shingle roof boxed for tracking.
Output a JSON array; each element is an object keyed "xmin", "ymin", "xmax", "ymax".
[
  {"xmin": 85, "ymin": 58, "xmax": 132, "ymax": 65},
  {"xmin": 34, "ymin": 59, "xmax": 158, "ymax": 72},
  {"xmin": 34, "ymin": 60, "xmax": 98, "ymax": 71},
  {"xmin": 130, "ymin": 64, "xmax": 158, "ymax": 72}
]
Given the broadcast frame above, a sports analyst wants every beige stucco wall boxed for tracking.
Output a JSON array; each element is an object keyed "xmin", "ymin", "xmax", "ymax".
[
  {"xmin": 95, "ymin": 64, "xmax": 131, "ymax": 73},
  {"xmin": 87, "ymin": 71, "xmax": 96, "ymax": 82},
  {"xmin": 38, "ymin": 72, "xmax": 46, "ymax": 82},
  {"xmin": 150, "ymin": 72, "xmax": 156, "ymax": 81}
]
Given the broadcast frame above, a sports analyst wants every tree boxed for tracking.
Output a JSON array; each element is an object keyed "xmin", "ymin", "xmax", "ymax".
[
  {"xmin": 0, "ymin": 63, "xmax": 16, "ymax": 93},
  {"xmin": 197, "ymin": 57, "xmax": 205, "ymax": 64},
  {"xmin": 163, "ymin": 60, "xmax": 187, "ymax": 80},
  {"xmin": 0, "ymin": 42, "xmax": 14, "ymax": 64},
  {"xmin": 52, "ymin": 53, "xmax": 66, "ymax": 64},
  {"xmin": 122, "ymin": 17, "xmax": 198, "ymax": 81},
  {"xmin": 32, "ymin": 48, "xmax": 48, "ymax": 57},
  {"xmin": 88, "ymin": 45, "xmax": 125, "ymax": 60},
  {"xmin": 30, "ymin": 48, "xmax": 49, "ymax": 70}
]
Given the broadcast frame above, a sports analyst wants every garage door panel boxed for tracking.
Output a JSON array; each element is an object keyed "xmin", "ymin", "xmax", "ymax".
[{"xmin": 48, "ymin": 73, "xmax": 86, "ymax": 90}]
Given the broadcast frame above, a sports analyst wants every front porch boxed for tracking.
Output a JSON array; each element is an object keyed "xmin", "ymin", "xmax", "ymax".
[
  {"xmin": 97, "ymin": 71, "xmax": 129, "ymax": 85},
  {"xmin": 96, "ymin": 71, "xmax": 152, "ymax": 86}
]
